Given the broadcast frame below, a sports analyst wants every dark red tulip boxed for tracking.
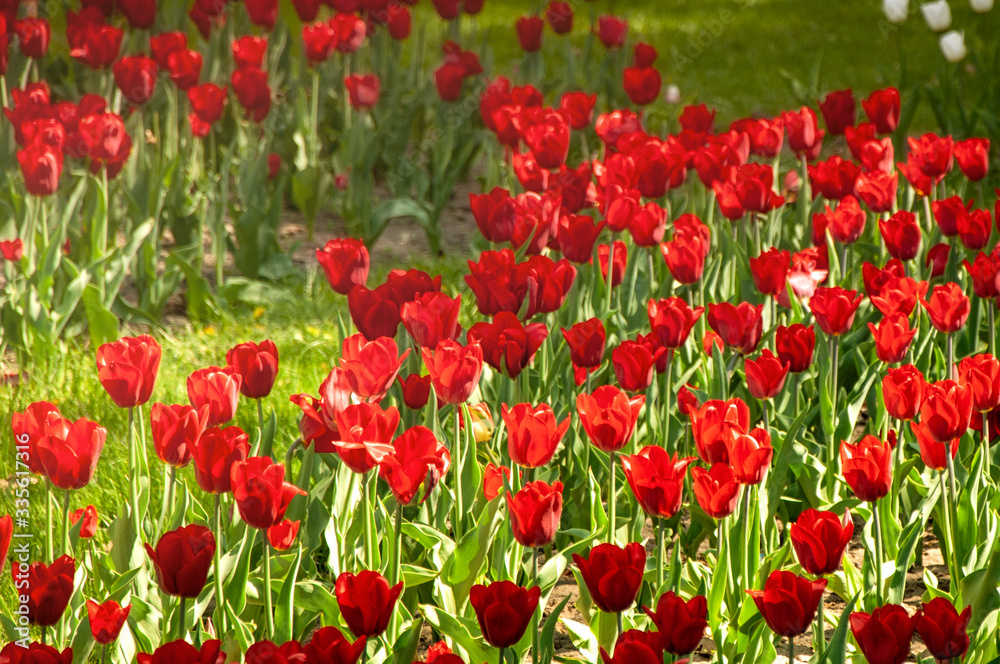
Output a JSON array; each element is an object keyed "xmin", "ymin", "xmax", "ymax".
[
  {"xmin": 36, "ymin": 416, "xmax": 107, "ymax": 490},
  {"xmin": 868, "ymin": 314, "xmax": 917, "ymax": 364},
  {"xmin": 470, "ymin": 581, "xmax": 541, "ymax": 648},
  {"xmin": 150, "ymin": 32, "xmax": 187, "ymax": 71},
  {"xmin": 914, "ymin": 598, "xmax": 971, "ymax": 662},
  {"xmin": 245, "ymin": 0, "xmax": 278, "ymax": 29},
  {"xmin": 775, "ymin": 324, "xmax": 816, "ymax": 373},
  {"xmin": 71, "ymin": 22, "xmax": 123, "ymax": 68},
  {"xmin": 850, "ymin": 604, "xmax": 914, "ymax": 664},
  {"xmin": 790, "ymin": 508, "xmax": 853, "ymax": 576},
  {"xmin": 267, "ymin": 519, "xmax": 300, "ymax": 551},
  {"xmin": 818, "ymin": 89, "xmax": 856, "ymax": 135},
  {"xmin": 339, "ymin": 334, "xmax": 410, "ymax": 402},
  {"xmin": 113, "ymin": 56, "xmax": 157, "ymax": 105},
  {"xmin": 661, "ymin": 236, "xmax": 706, "ymax": 285},
  {"xmin": 304, "ymin": 626, "xmax": 366, "ymax": 664},
  {"xmin": 95, "ymin": 335, "xmax": 161, "ymax": 409},
  {"xmin": 963, "ymin": 252, "xmax": 1000, "ymax": 300},
  {"xmin": 231, "ymin": 67, "xmax": 271, "ymax": 122},
  {"xmin": 86, "ymin": 599, "xmax": 131, "ymax": 645},
  {"xmin": 826, "ymin": 195, "xmax": 866, "ymax": 245},
  {"xmin": 467, "ymin": 311, "xmax": 548, "ymax": 380},
  {"xmin": 691, "ymin": 463, "xmax": 741, "ymax": 518},
  {"xmin": 736, "ymin": 163, "xmax": 785, "ymax": 212},
  {"xmin": 17, "ymin": 144, "xmax": 63, "ymax": 197},
  {"xmin": 379, "ymin": 426, "xmax": 450, "ymax": 506},
  {"xmin": 576, "ymin": 386, "xmax": 644, "ymax": 453},
  {"xmin": 954, "ymin": 138, "xmax": 989, "ymax": 181},
  {"xmin": 386, "ymin": 5, "xmax": 412, "ymax": 40},
  {"xmin": 879, "ymin": 210, "xmax": 922, "ymax": 261},
  {"xmin": 232, "ymin": 35, "xmax": 267, "ymax": 70},
  {"xmin": 348, "ymin": 284, "xmax": 401, "ymax": 341},
  {"xmin": 15, "ymin": 555, "xmax": 75, "ymax": 626},
  {"xmin": 612, "ymin": 340, "xmax": 664, "ymax": 393},
  {"xmin": 70, "ymin": 505, "xmax": 98, "ymax": 539},
  {"xmin": 862, "ymin": 87, "xmax": 900, "ymax": 134},
  {"xmin": 680, "ymin": 105, "xmax": 715, "ymax": 133},
  {"xmin": 187, "ymin": 83, "xmax": 226, "ymax": 124},
  {"xmin": 599, "ymin": 631, "xmax": 661, "ymax": 664},
  {"xmin": 190, "ymin": 425, "xmax": 250, "ymax": 494},
  {"xmin": 521, "ymin": 108, "xmax": 570, "ymax": 170},
  {"xmin": 957, "ymin": 208, "xmax": 993, "ymax": 251},
  {"xmin": 522, "ymin": 255, "xmax": 576, "ymax": 319},
  {"xmin": 840, "ymin": 435, "xmax": 892, "ymax": 502},
  {"xmin": 644, "ymin": 591, "xmax": 708, "ymax": 655},
  {"xmin": 345, "ymin": 74, "xmax": 380, "ymax": 110},
  {"xmin": 561, "ymin": 318, "xmax": 606, "ymax": 369},
  {"xmin": 647, "ymin": 297, "xmax": 703, "ymax": 350},
  {"xmin": 573, "ymin": 542, "xmax": 646, "ymax": 613},
  {"xmin": 420, "ymin": 340, "xmax": 483, "ymax": 405},
  {"xmin": 920, "ymin": 379, "xmax": 973, "ymax": 443},
  {"xmin": 145, "ymin": 525, "xmax": 215, "ymax": 598},
  {"xmin": 621, "ymin": 446, "xmax": 693, "ymax": 519},
  {"xmin": 744, "ymin": 350, "xmax": 789, "ymax": 400},
  {"xmin": 623, "ymin": 44, "xmax": 661, "ymax": 106},
  {"xmin": 629, "ymin": 203, "xmax": 668, "ymax": 247},
  {"xmin": 546, "ymin": 1, "xmax": 573, "ymax": 33},
  {"xmin": 225, "ymin": 339, "xmax": 279, "ymax": 400},
  {"xmin": 808, "ymin": 155, "xmax": 861, "ymax": 201},
  {"xmin": 921, "ymin": 282, "xmax": 970, "ymax": 334},
  {"xmin": 335, "ymin": 570, "xmax": 403, "ymax": 638},
  {"xmin": 727, "ymin": 428, "xmax": 773, "ymax": 485},
  {"xmin": 911, "ymin": 420, "xmax": 959, "ymax": 471},
  {"xmin": 748, "ymin": 571, "xmax": 827, "ymax": 637},
  {"xmin": 15, "ymin": 18, "xmax": 51, "ymax": 59},
  {"xmin": 470, "ymin": 188, "xmax": 516, "ymax": 244},
  {"xmin": 302, "ymin": 21, "xmax": 335, "ymax": 64},
  {"xmin": 231, "ymin": 456, "xmax": 305, "ymax": 530},
  {"xmin": 926, "ymin": 243, "xmax": 951, "ymax": 279},
  {"xmin": 508, "ymin": 480, "xmax": 563, "ymax": 548},
  {"xmin": 689, "ymin": 398, "xmax": 750, "ymax": 465},
  {"xmin": 137, "ymin": 640, "xmax": 225, "ymax": 664},
  {"xmin": 596, "ymin": 16, "xmax": 628, "ymax": 49},
  {"xmin": 187, "ymin": 366, "xmax": 241, "ymax": 428},
  {"xmin": 516, "ymin": 15, "xmax": 543, "ymax": 52},
  {"xmin": 331, "ymin": 12, "xmax": 367, "ymax": 53},
  {"xmin": 933, "ymin": 196, "xmax": 970, "ymax": 237},
  {"xmin": 706, "ymin": 302, "xmax": 763, "ymax": 355},
  {"xmin": 502, "ymin": 403, "xmax": 570, "ymax": 469}
]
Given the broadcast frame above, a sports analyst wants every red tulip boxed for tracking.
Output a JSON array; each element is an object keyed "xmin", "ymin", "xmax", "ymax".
[
  {"xmin": 612, "ymin": 340, "xmax": 664, "ymax": 392},
  {"xmin": 576, "ymin": 386, "xmax": 645, "ymax": 453},
  {"xmin": 840, "ymin": 435, "xmax": 892, "ymax": 502},
  {"xmin": 596, "ymin": 16, "xmax": 628, "ymax": 49},
  {"xmin": 267, "ymin": 519, "xmax": 300, "ymax": 551},
  {"xmin": 809, "ymin": 286, "xmax": 863, "ymax": 336},
  {"xmin": 560, "ymin": 92, "xmax": 596, "ymax": 130},
  {"xmin": 808, "ymin": 155, "xmax": 860, "ymax": 201},
  {"xmin": 113, "ymin": 56, "xmax": 157, "ymax": 105},
  {"xmin": 386, "ymin": 5, "xmax": 412, "ymax": 40},
  {"xmin": 420, "ymin": 339, "xmax": 483, "ymax": 405},
  {"xmin": 470, "ymin": 581, "xmax": 541, "ymax": 648},
  {"xmin": 545, "ymin": 1, "xmax": 573, "ymax": 33},
  {"xmin": 225, "ymin": 340, "xmax": 279, "ymax": 400},
  {"xmin": 145, "ymin": 525, "xmax": 215, "ymax": 599},
  {"xmin": 963, "ymin": 252, "xmax": 1000, "ymax": 300},
  {"xmin": 775, "ymin": 324, "xmax": 816, "ymax": 373},
  {"xmin": 137, "ymin": 640, "xmax": 225, "ymax": 664},
  {"xmin": 789, "ymin": 508, "xmax": 853, "ymax": 576},
  {"xmin": 11, "ymin": 401, "xmax": 61, "ymax": 475},
  {"xmin": 882, "ymin": 364, "xmax": 926, "ymax": 421},
  {"xmin": 914, "ymin": 598, "xmax": 971, "ymax": 662},
  {"xmin": 245, "ymin": 0, "xmax": 278, "ymax": 29},
  {"xmin": 70, "ymin": 505, "xmax": 98, "ymax": 538},
  {"xmin": 15, "ymin": 18, "xmax": 51, "ymax": 59},
  {"xmin": 516, "ymin": 15, "xmax": 543, "ymax": 52},
  {"xmin": 621, "ymin": 446, "xmax": 693, "ymax": 519},
  {"xmin": 95, "ymin": 334, "xmax": 162, "ymax": 409},
  {"xmin": 345, "ymin": 74, "xmax": 380, "ymax": 110},
  {"xmin": 331, "ymin": 12, "xmax": 367, "ymax": 53},
  {"xmin": 231, "ymin": 456, "xmax": 306, "ymax": 530},
  {"xmin": 691, "ymin": 463, "xmax": 741, "ymax": 519},
  {"xmin": 483, "ymin": 463, "xmax": 511, "ymax": 501},
  {"xmin": 469, "ymin": 188, "xmax": 516, "ymax": 244},
  {"xmin": 850, "ymin": 604, "xmax": 914, "ymax": 664},
  {"xmin": 749, "ymin": 248, "xmax": 790, "ymax": 297},
  {"xmin": 862, "ymin": 87, "xmax": 900, "ymax": 134},
  {"xmin": 908, "ymin": 132, "xmax": 954, "ymax": 178},
  {"xmin": 190, "ymin": 425, "xmax": 250, "ymax": 494},
  {"xmin": 15, "ymin": 555, "xmax": 75, "ymax": 626},
  {"xmin": 868, "ymin": 314, "xmax": 917, "ymax": 364},
  {"xmin": 727, "ymin": 428, "xmax": 773, "ymax": 484},
  {"xmin": 302, "ymin": 21, "xmax": 335, "ymax": 64},
  {"xmin": 86, "ymin": 599, "xmax": 131, "ymax": 645},
  {"xmin": 623, "ymin": 44, "xmax": 661, "ymax": 106},
  {"xmin": 1, "ymin": 239, "xmax": 23, "ymax": 262},
  {"xmin": 954, "ymin": 138, "xmax": 989, "ymax": 181},
  {"xmin": 379, "ymin": 426, "xmax": 450, "ymax": 506},
  {"xmin": 467, "ymin": 311, "xmax": 547, "ymax": 380},
  {"xmin": 926, "ymin": 243, "xmax": 951, "ymax": 279},
  {"xmin": 150, "ymin": 403, "xmax": 206, "ymax": 468},
  {"xmin": 921, "ymin": 282, "xmax": 971, "ymax": 334},
  {"xmin": 150, "ymin": 32, "xmax": 187, "ymax": 70},
  {"xmin": 647, "ymin": 297, "xmax": 703, "ymax": 350},
  {"xmin": 71, "ymin": 22, "xmax": 123, "ymax": 68},
  {"xmin": 598, "ymin": 241, "xmax": 628, "ymax": 287},
  {"xmin": 331, "ymin": 403, "xmax": 400, "ymax": 473},
  {"xmin": 231, "ymin": 67, "xmax": 271, "ymax": 122},
  {"xmin": 187, "ymin": 83, "xmax": 226, "ymax": 125},
  {"xmin": 501, "ymin": 403, "xmax": 570, "ymax": 469},
  {"xmin": 660, "ymin": 237, "xmax": 706, "ymax": 285},
  {"xmin": 335, "ymin": 570, "xmax": 403, "ymax": 638},
  {"xmin": 910, "ymin": 420, "xmax": 959, "ymax": 471},
  {"xmin": 187, "ymin": 366, "xmax": 241, "ymax": 428},
  {"xmin": 232, "ymin": 35, "xmax": 267, "ymax": 70},
  {"xmin": 747, "ymin": 571, "xmax": 827, "ymax": 637},
  {"xmin": 644, "ymin": 591, "xmax": 708, "ymax": 655},
  {"xmin": 744, "ymin": 350, "xmax": 789, "ymax": 400},
  {"xmin": 878, "ymin": 210, "xmax": 922, "ymax": 261},
  {"xmin": 561, "ymin": 318, "xmax": 606, "ymax": 369},
  {"xmin": 573, "ymin": 542, "xmax": 646, "ymax": 613},
  {"xmin": 508, "ymin": 480, "xmax": 563, "ymax": 548},
  {"xmin": 304, "ymin": 626, "xmax": 366, "ymax": 664},
  {"xmin": 706, "ymin": 302, "xmax": 763, "ymax": 355},
  {"xmin": 465, "ymin": 249, "xmax": 528, "ymax": 316},
  {"xmin": 339, "ymin": 334, "xmax": 409, "ymax": 402},
  {"xmin": 958, "ymin": 354, "xmax": 1000, "ymax": 413},
  {"xmin": 0, "ymin": 515, "xmax": 11, "ymax": 575},
  {"xmin": 36, "ymin": 416, "xmax": 107, "ymax": 490},
  {"xmin": 347, "ymin": 284, "xmax": 400, "ymax": 341},
  {"xmin": 17, "ymin": 144, "xmax": 63, "ymax": 197},
  {"xmin": 689, "ymin": 398, "xmax": 750, "ymax": 465},
  {"xmin": 818, "ymin": 89, "xmax": 856, "ymax": 135},
  {"xmin": 782, "ymin": 106, "xmax": 823, "ymax": 156},
  {"xmin": 401, "ymin": 292, "xmax": 461, "ymax": 349},
  {"xmin": 920, "ymin": 379, "xmax": 974, "ymax": 443}
]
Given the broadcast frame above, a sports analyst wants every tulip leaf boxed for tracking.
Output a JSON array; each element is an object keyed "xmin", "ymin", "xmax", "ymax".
[
  {"xmin": 707, "ymin": 531, "xmax": 730, "ymax": 629},
  {"xmin": 538, "ymin": 594, "xmax": 572, "ymax": 664},
  {"xmin": 443, "ymin": 498, "xmax": 502, "ymax": 611},
  {"xmin": 710, "ymin": 342, "xmax": 728, "ymax": 401},
  {"xmin": 816, "ymin": 592, "xmax": 859, "ymax": 664},
  {"xmin": 81, "ymin": 283, "xmax": 119, "ymax": 348},
  {"xmin": 224, "ymin": 527, "xmax": 255, "ymax": 615},
  {"xmin": 419, "ymin": 604, "xmax": 492, "ymax": 664},
  {"xmin": 391, "ymin": 617, "xmax": 424, "ymax": 664},
  {"xmin": 274, "ymin": 544, "xmax": 302, "ymax": 644},
  {"xmin": 401, "ymin": 563, "xmax": 439, "ymax": 587},
  {"xmin": 886, "ymin": 508, "xmax": 928, "ymax": 604}
]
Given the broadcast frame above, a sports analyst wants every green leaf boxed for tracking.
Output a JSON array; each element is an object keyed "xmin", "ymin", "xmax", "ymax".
[
  {"xmin": 391, "ymin": 618, "xmax": 424, "ymax": 664},
  {"xmin": 274, "ymin": 545, "xmax": 302, "ymax": 643},
  {"xmin": 81, "ymin": 283, "xmax": 119, "ymax": 347},
  {"xmin": 420, "ymin": 604, "xmax": 493, "ymax": 664},
  {"xmin": 817, "ymin": 592, "xmax": 859, "ymax": 664},
  {"xmin": 886, "ymin": 509, "xmax": 927, "ymax": 604},
  {"xmin": 539, "ymin": 595, "xmax": 571, "ymax": 664}
]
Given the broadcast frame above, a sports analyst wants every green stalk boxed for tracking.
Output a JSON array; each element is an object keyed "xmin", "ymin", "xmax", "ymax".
[
  {"xmin": 604, "ymin": 239, "xmax": 615, "ymax": 317},
  {"xmin": 945, "ymin": 452, "xmax": 960, "ymax": 582},
  {"xmin": 61, "ymin": 489, "xmax": 71, "ymax": 556},
  {"xmin": 257, "ymin": 398, "xmax": 267, "ymax": 456},
  {"xmin": 828, "ymin": 341, "xmax": 840, "ymax": 493},
  {"xmin": 46, "ymin": 480, "xmax": 53, "ymax": 562},
  {"xmin": 788, "ymin": 636, "xmax": 795, "ymax": 663},
  {"xmin": 662, "ymin": 351, "xmax": 673, "ymax": 451},
  {"xmin": 127, "ymin": 407, "xmax": 141, "ymax": 538},
  {"xmin": 178, "ymin": 596, "xmax": 187, "ymax": 641},
  {"xmin": 939, "ymin": 471, "xmax": 959, "ymax": 593},
  {"xmin": 989, "ymin": 306, "xmax": 996, "ymax": 358},
  {"xmin": 262, "ymin": 533, "xmax": 274, "ymax": 638},
  {"xmin": 388, "ymin": 503, "xmax": 403, "ymax": 639},
  {"xmin": 656, "ymin": 517, "xmax": 665, "ymax": 592},
  {"xmin": 872, "ymin": 500, "xmax": 884, "ymax": 606},
  {"xmin": 608, "ymin": 451, "xmax": 617, "ymax": 544},
  {"xmin": 453, "ymin": 408, "xmax": 464, "ymax": 541},
  {"xmin": 214, "ymin": 494, "xmax": 226, "ymax": 635},
  {"xmin": 946, "ymin": 333, "xmax": 954, "ymax": 381},
  {"xmin": 740, "ymin": 487, "xmax": 751, "ymax": 590},
  {"xmin": 362, "ymin": 472, "xmax": 374, "ymax": 568},
  {"xmin": 799, "ymin": 154, "xmax": 811, "ymax": 232},
  {"xmin": 816, "ymin": 590, "xmax": 826, "ymax": 656},
  {"xmin": 532, "ymin": 548, "xmax": 540, "ymax": 664}
]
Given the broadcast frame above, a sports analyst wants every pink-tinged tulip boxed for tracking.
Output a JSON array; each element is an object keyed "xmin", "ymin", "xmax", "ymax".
[{"xmin": 187, "ymin": 366, "xmax": 241, "ymax": 428}]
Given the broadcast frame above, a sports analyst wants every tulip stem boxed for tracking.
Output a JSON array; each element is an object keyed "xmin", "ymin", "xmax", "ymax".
[
  {"xmin": 946, "ymin": 333, "xmax": 954, "ymax": 381},
  {"xmin": 453, "ymin": 408, "xmax": 464, "ymax": 541},
  {"xmin": 605, "ymin": 238, "xmax": 616, "ymax": 317},
  {"xmin": 127, "ymin": 406, "xmax": 141, "ymax": 539},
  {"xmin": 798, "ymin": 155, "xmax": 810, "ymax": 234},
  {"xmin": 984, "ymin": 417, "xmax": 992, "ymax": 483},
  {"xmin": 740, "ymin": 487, "xmax": 751, "ymax": 590},
  {"xmin": 214, "ymin": 494, "xmax": 226, "ymax": 636},
  {"xmin": 607, "ymin": 451, "xmax": 617, "ymax": 544},
  {"xmin": 262, "ymin": 533, "xmax": 274, "ymax": 638},
  {"xmin": 61, "ymin": 488, "xmax": 70, "ymax": 557},
  {"xmin": 46, "ymin": 479, "xmax": 53, "ymax": 563},
  {"xmin": 532, "ymin": 548, "xmax": 540, "ymax": 664},
  {"xmin": 178, "ymin": 596, "xmax": 186, "ymax": 641},
  {"xmin": 616, "ymin": 610, "xmax": 623, "ymax": 646},
  {"xmin": 827, "ymin": 340, "xmax": 840, "ymax": 494},
  {"xmin": 389, "ymin": 502, "xmax": 403, "ymax": 639},
  {"xmin": 945, "ymin": 451, "xmax": 959, "ymax": 579},
  {"xmin": 815, "ymin": 591, "xmax": 826, "ymax": 656},
  {"xmin": 872, "ymin": 500, "xmax": 884, "ymax": 606},
  {"xmin": 939, "ymin": 471, "xmax": 960, "ymax": 594},
  {"xmin": 988, "ymin": 306, "xmax": 996, "ymax": 359},
  {"xmin": 362, "ymin": 472, "xmax": 375, "ymax": 568},
  {"xmin": 257, "ymin": 398, "xmax": 268, "ymax": 458},
  {"xmin": 497, "ymin": 647, "xmax": 506, "ymax": 664},
  {"xmin": 662, "ymin": 350, "xmax": 673, "ymax": 452},
  {"xmin": 788, "ymin": 636, "xmax": 795, "ymax": 662},
  {"xmin": 656, "ymin": 517, "xmax": 665, "ymax": 592},
  {"xmin": 101, "ymin": 645, "xmax": 107, "ymax": 664}
]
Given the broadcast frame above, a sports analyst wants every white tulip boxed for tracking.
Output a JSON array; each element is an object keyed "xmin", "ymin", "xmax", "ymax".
[
  {"xmin": 970, "ymin": 0, "xmax": 994, "ymax": 12},
  {"xmin": 664, "ymin": 84, "xmax": 681, "ymax": 104},
  {"xmin": 883, "ymin": 0, "xmax": 909, "ymax": 23},
  {"xmin": 939, "ymin": 30, "xmax": 967, "ymax": 61},
  {"xmin": 921, "ymin": 0, "xmax": 953, "ymax": 30}
]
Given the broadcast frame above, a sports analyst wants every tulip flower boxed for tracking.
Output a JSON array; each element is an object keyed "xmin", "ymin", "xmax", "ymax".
[
  {"xmin": 231, "ymin": 67, "xmax": 271, "ymax": 122},
  {"xmin": 561, "ymin": 318, "xmax": 607, "ymax": 371},
  {"xmin": 86, "ymin": 599, "xmax": 131, "ymax": 645},
  {"xmin": 914, "ymin": 598, "xmax": 971, "ymax": 661},
  {"xmin": 316, "ymin": 238, "xmax": 370, "ymax": 295},
  {"xmin": 883, "ymin": 364, "xmax": 926, "ymax": 421},
  {"xmin": 304, "ymin": 627, "xmax": 366, "ymax": 664},
  {"xmin": 508, "ymin": 480, "xmax": 563, "ymax": 548},
  {"xmin": 17, "ymin": 143, "xmax": 64, "ymax": 197},
  {"xmin": 11, "ymin": 401, "xmax": 61, "ymax": 476},
  {"xmin": 922, "ymin": 282, "xmax": 971, "ymax": 337},
  {"xmin": 596, "ymin": 16, "xmax": 628, "ymax": 49},
  {"xmin": 689, "ymin": 398, "xmax": 750, "ymax": 464},
  {"xmin": 612, "ymin": 340, "xmax": 664, "ymax": 393},
  {"xmin": 818, "ymin": 89, "xmax": 856, "ymax": 135},
  {"xmin": 954, "ymin": 137, "xmax": 989, "ymax": 181},
  {"xmin": 468, "ymin": 312, "xmax": 548, "ymax": 380},
  {"xmin": 267, "ymin": 520, "xmax": 300, "ymax": 551},
  {"xmin": 790, "ymin": 508, "xmax": 853, "ymax": 576},
  {"xmin": 623, "ymin": 44, "xmax": 662, "ymax": 106},
  {"xmin": 573, "ymin": 542, "xmax": 646, "ymax": 613},
  {"xmin": 113, "ymin": 56, "xmax": 157, "ymax": 105},
  {"xmin": 691, "ymin": 463, "xmax": 741, "ymax": 519},
  {"xmin": 706, "ymin": 302, "xmax": 764, "ymax": 355},
  {"xmin": 379, "ymin": 426, "xmax": 450, "ymax": 507},
  {"xmin": 862, "ymin": 87, "xmax": 900, "ymax": 134},
  {"xmin": 421, "ymin": 340, "xmax": 483, "ymax": 405},
  {"xmin": 345, "ymin": 74, "xmax": 380, "ymax": 111},
  {"xmin": 35, "ymin": 416, "xmax": 107, "ymax": 491},
  {"xmin": 841, "ymin": 435, "xmax": 892, "ymax": 502},
  {"xmin": 232, "ymin": 457, "xmax": 306, "ymax": 530},
  {"xmin": 648, "ymin": 297, "xmax": 703, "ymax": 350},
  {"xmin": 782, "ymin": 106, "xmax": 824, "ymax": 156},
  {"xmin": 150, "ymin": 404, "xmax": 205, "ymax": 472},
  {"xmin": 748, "ymin": 570, "xmax": 827, "ymax": 640},
  {"xmin": 910, "ymin": 421, "xmax": 959, "ymax": 471},
  {"xmin": 599, "ymin": 632, "xmax": 661, "ymax": 664},
  {"xmin": 225, "ymin": 339, "xmax": 279, "ymax": 402},
  {"xmin": 137, "ymin": 640, "xmax": 225, "ymax": 664},
  {"xmin": 850, "ymin": 604, "xmax": 914, "ymax": 664},
  {"xmin": 501, "ymin": 403, "xmax": 570, "ymax": 469},
  {"xmin": 775, "ymin": 324, "xmax": 816, "ymax": 373},
  {"xmin": 0, "ymin": 515, "xmax": 11, "ymax": 575},
  {"xmin": 868, "ymin": 313, "xmax": 918, "ymax": 364},
  {"xmin": 516, "ymin": 16, "xmax": 543, "ymax": 52},
  {"xmin": 560, "ymin": 92, "xmax": 597, "ymax": 130},
  {"xmin": 958, "ymin": 354, "xmax": 1000, "ymax": 418},
  {"xmin": 15, "ymin": 18, "xmax": 51, "ymax": 59},
  {"xmin": 70, "ymin": 505, "xmax": 98, "ymax": 539},
  {"xmin": 167, "ymin": 50, "xmax": 203, "ymax": 91},
  {"xmin": 855, "ymin": 170, "xmax": 898, "ymax": 213},
  {"xmin": 576, "ymin": 386, "xmax": 645, "ymax": 454},
  {"xmin": 332, "ymin": 403, "xmax": 400, "ymax": 474},
  {"xmin": 878, "ymin": 210, "xmax": 922, "ymax": 261},
  {"xmin": 465, "ymin": 249, "xmax": 528, "ymax": 316},
  {"xmin": 470, "ymin": 581, "xmax": 541, "ymax": 650},
  {"xmin": 95, "ymin": 335, "xmax": 162, "ymax": 409},
  {"xmin": 749, "ymin": 248, "xmax": 790, "ymax": 297},
  {"xmin": 145, "ymin": 525, "xmax": 215, "ymax": 598},
  {"xmin": 810, "ymin": 287, "xmax": 863, "ymax": 337},
  {"xmin": 727, "ymin": 428, "xmax": 773, "ymax": 485},
  {"xmin": 187, "ymin": 366, "xmax": 241, "ymax": 428},
  {"xmin": 920, "ymin": 379, "xmax": 973, "ymax": 443},
  {"xmin": 644, "ymin": 592, "xmax": 709, "ymax": 655},
  {"xmin": 744, "ymin": 350, "xmax": 790, "ymax": 401},
  {"xmin": 191, "ymin": 426, "xmax": 250, "ymax": 494},
  {"xmin": 335, "ymin": 570, "xmax": 403, "ymax": 638},
  {"xmin": 469, "ymin": 188, "xmax": 516, "ymax": 243},
  {"xmin": 483, "ymin": 463, "xmax": 511, "ymax": 501},
  {"xmin": 621, "ymin": 447, "xmax": 694, "ymax": 520},
  {"xmin": 339, "ymin": 334, "xmax": 410, "ymax": 402},
  {"xmin": 17, "ymin": 555, "xmax": 75, "ymax": 626}
]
